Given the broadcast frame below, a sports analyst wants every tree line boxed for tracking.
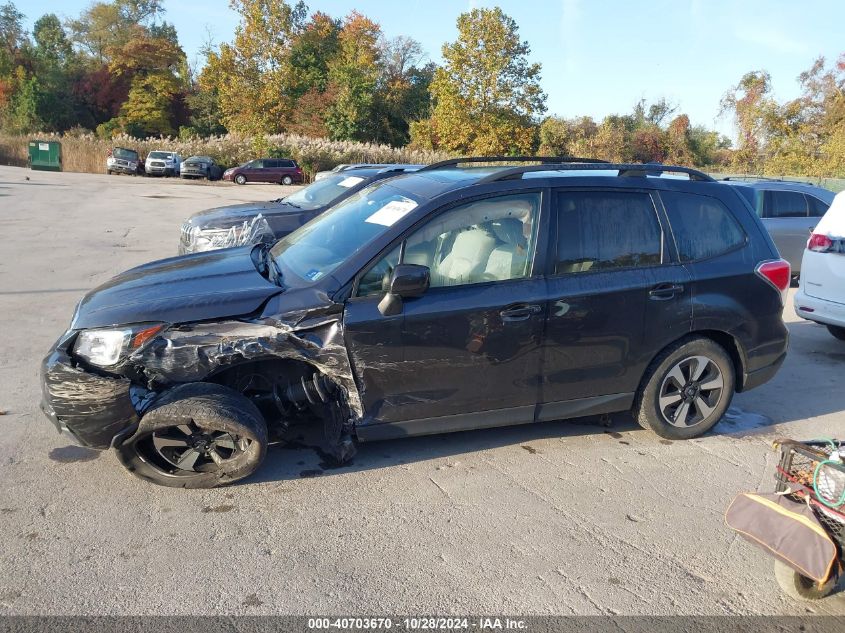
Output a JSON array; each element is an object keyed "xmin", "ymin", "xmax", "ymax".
[{"xmin": 0, "ymin": 0, "xmax": 842, "ymax": 176}]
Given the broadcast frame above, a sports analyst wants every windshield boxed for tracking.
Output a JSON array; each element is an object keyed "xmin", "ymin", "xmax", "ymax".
[
  {"xmin": 113, "ymin": 148, "xmax": 137, "ymax": 160},
  {"xmin": 270, "ymin": 181, "xmax": 420, "ymax": 283},
  {"xmin": 187, "ymin": 156, "xmax": 212, "ymax": 163},
  {"xmin": 149, "ymin": 151, "xmax": 173, "ymax": 159},
  {"xmin": 282, "ymin": 172, "xmax": 369, "ymax": 211}
]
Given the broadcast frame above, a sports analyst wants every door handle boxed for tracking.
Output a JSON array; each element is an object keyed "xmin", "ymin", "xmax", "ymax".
[
  {"xmin": 649, "ymin": 283, "xmax": 684, "ymax": 300},
  {"xmin": 500, "ymin": 304, "xmax": 542, "ymax": 322}
]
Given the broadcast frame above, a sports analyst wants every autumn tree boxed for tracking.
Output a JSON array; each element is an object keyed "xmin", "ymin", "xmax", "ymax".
[
  {"xmin": 371, "ymin": 36, "xmax": 433, "ymax": 145},
  {"xmin": 324, "ymin": 11, "xmax": 381, "ymax": 141},
  {"xmin": 411, "ymin": 7, "xmax": 546, "ymax": 155},
  {"xmin": 720, "ymin": 70, "xmax": 776, "ymax": 171},
  {"xmin": 67, "ymin": 0, "xmax": 165, "ymax": 62},
  {"xmin": 202, "ymin": 0, "xmax": 306, "ymax": 135}
]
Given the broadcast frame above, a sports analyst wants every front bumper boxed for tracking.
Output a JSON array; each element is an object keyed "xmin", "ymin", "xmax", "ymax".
[
  {"xmin": 108, "ymin": 164, "xmax": 138, "ymax": 175},
  {"xmin": 146, "ymin": 165, "xmax": 174, "ymax": 175},
  {"xmin": 40, "ymin": 332, "xmax": 140, "ymax": 449},
  {"xmin": 794, "ymin": 287, "xmax": 845, "ymax": 328},
  {"xmin": 181, "ymin": 168, "xmax": 207, "ymax": 178}
]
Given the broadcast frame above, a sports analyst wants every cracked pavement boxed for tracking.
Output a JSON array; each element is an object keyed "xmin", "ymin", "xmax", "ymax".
[{"xmin": 0, "ymin": 166, "xmax": 843, "ymax": 615}]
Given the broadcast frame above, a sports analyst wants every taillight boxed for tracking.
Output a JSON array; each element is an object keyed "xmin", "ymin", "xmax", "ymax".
[
  {"xmin": 755, "ymin": 259, "xmax": 791, "ymax": 304},
  {"xmin": 807, "ymin": 233, "xmax": 833, "ymax": 252}
]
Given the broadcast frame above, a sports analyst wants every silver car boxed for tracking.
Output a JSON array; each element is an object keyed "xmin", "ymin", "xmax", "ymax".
[{"xmin": 723, "ymin": 179, "xmax": 835, "ymax": 277}]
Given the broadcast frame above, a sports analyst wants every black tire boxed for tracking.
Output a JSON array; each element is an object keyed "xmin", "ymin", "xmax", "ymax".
[
  {"xmin": 774, "ymin": 560, "xmax": 837, "ymax": 600},
  {"xmin": 633, "ymin": 336, "xmax": 735, "ymax": 440},
  {"xmin": 235, "ymin": 174, "xmax": 247, "ymax": 185},
  {"xmin": 281, "ymin": 175, "xmax": 293, "ymax": 186},
  {"xmin": 107, "ymin": 169, "xmax": 113, "ymax": 175},
  {"xmin": 827, "ymin": 325, "xmax": 845, "ymax": 341},
  {"xmin": 116, "ymin": 383, "xmax": 267, "ymax": 488}
]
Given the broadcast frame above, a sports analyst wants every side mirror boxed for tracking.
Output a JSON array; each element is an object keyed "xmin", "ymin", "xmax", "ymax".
[{"xmin": 377, "ymin": 264, "xmax": 430, "ymax": 316}]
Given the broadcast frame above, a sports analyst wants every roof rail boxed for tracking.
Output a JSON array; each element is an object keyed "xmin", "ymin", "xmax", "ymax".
[
  {"xmin": 377, "ymin": 165, "xmax": 423, "ymax": 174},
  {"xmin": 418, "ymin": 156, "xmax": 609, "ymax": 171},
  {"xmin": 476, "ymin": 162, "xmax": 716, "ymax": 184},
  {"xmin": 723, "ymin": 175, "xmax": 784, "ymax": 182}
]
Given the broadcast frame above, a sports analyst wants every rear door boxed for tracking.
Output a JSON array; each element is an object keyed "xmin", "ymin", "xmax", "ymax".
[
  {"xmin": 539, "ymin": 188, "xmax": 692, "ymax": 421},
  {"xmin": 761, "ymin": 190, "xmax": 813, "ymax": 270},
  {"xmin": 261, "ymin": 159, "xmax": 279, "ymax": 182}
]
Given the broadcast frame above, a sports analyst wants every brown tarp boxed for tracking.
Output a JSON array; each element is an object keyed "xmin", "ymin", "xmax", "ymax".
[{"xmin": 725, "ymin": 492, "xmax": 838, "ymax": 583}]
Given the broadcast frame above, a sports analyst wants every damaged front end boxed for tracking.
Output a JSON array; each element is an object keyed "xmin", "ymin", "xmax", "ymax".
[
  {"xmin": 41, "ymin": 331, "xmax": 144, "ymax": 449},
  {"xmin": 41, "ymin": 303, "xmax": 363, "ymax": 462}
]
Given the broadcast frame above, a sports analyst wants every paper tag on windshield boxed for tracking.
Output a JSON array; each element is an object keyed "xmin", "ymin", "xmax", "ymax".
[
  {"xmin": 338, "ymin": 176, "xmax": 365, "ymax": 188},
  {"xmin": 365, "ymin": 199, "xmax": 417, "ymax": 226}
]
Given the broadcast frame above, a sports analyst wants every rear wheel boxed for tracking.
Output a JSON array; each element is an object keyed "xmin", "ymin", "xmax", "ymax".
[
  {"xmin": 634, "ymin": 337, "xmax": 735, "ymax": 440},
  {"xmin": 117, "ymin": 383, "xmax": 267, "ymax": 488},
  {"xmin": 827, "ymin": 325, "xmax": 845, "ymax": 341},
  {"xmin": 774, "ymin": 560, "xmax": 837, "ymax": 600},
  {"xmin": 281, "ymin": 175, "xmax": 293, "ymax": 185},
  {"xmin": 235, "ymin": 174, "xmax": 247, "ymax": 185}
]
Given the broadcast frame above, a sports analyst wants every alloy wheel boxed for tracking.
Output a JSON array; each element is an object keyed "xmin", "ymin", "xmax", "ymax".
[
  {"xmin": 139, "ymin": 422, "xmax": 252, "ymax": 475},
  {"xmin": 658, "ymin": 355, "xmax": 724, "ymax": 428}
]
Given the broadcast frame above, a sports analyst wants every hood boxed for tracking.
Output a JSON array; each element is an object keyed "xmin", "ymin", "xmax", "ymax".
[
  {"xmin": 186, "ymin": 201, "xmax": 302, "ymax": 230},
  {"xmin": 72, "ymin": 247, "xmax": 283, "ymax": 330}
]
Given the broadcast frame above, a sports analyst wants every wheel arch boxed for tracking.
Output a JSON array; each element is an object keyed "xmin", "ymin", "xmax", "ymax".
[{"xmin": 637, "ymin": 330, "xmax": 748, "ymax": 398}]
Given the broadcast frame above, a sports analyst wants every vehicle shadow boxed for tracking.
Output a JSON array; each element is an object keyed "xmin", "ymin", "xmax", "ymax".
[{"xmin": 251, "ymin": 413, "xmax": 643, "ymax": 484}]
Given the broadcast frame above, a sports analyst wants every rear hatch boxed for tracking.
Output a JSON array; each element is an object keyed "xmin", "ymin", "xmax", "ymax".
[{"xmin": 802, "ymin": 192, "xmax": 845, "ymax": 304}]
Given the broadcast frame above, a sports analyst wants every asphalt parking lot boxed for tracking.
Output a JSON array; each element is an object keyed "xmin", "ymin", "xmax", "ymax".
[{"xmin": 0, "ymin": 164, "xmax": 843, "ymax": 616}]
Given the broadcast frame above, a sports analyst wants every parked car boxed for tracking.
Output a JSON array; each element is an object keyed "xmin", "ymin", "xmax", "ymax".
[
  {"xmin": 179, "ymin": 165, "xmax": 422, "ymax": 254},
  {"xmin": 722, "ymin": 179, "xmax": 835, "ymax": 277},
  {"xmin": 794, "ymin": 191, "xmax": 845, "ymax": 341},
  {"xmin": 180, "ymin": 156, "xmax": 223, "ymax": 181},
  {"xmin": 106, "ymin": 147, "xmax": 141, "ymax": 176},
  {"xmin": 41, "ymin": 157, "xmax": 790, "ymax": 488},
  {"xmin": 145, "ymin": 150, "xmax": 182, "ymax": 177},
  {"xmin": 314, "ymin": 163, "xmax": 387, "ymax": 181},
  {"xmin": 223, "ymin": 158, "xmax": 304, "ymax": 185}
]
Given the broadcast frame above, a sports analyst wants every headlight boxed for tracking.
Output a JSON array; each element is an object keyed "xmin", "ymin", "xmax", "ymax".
[
  {"xmin": 192, "ymin": 226, "xmax": 245, "ymax": 252},
  {"xmin": 74, "ymin": 323, "xmax": 165, "ymax": 367}
]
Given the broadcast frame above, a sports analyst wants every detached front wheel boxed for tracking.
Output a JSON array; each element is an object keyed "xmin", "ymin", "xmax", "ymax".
[
  {"xmin": 117, "ymin": 383, "xmax": 267, "ymax": 488},
  {"xmin": 774, "ymin": 560, "xmax": 837, "ymax": 600}
]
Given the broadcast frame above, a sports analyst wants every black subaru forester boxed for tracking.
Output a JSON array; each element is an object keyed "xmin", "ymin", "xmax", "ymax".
[{"xmin": 41, "ymin": 158, "xmax": 791, "ymax": 488}]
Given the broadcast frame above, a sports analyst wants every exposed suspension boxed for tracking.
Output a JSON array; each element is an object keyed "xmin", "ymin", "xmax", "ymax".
[{"xmin": 273, "ymin": 373, "xmax": 337, "ymax": 411}]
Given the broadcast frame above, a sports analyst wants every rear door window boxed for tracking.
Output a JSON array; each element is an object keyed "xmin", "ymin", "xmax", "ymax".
[
  {"xmin": 807, "ymin": 195, "xmax": 830, "ymax": 218},
  {"xmin": 661, "ymin": 191, "xmax": 746, "ymax": 262},
  {"xmin": 553, "ymin": 191, "xmax": 663, "ymax": 275},
  {"xmin": 766, "ymin": 190, "xmax": 808, "ymax": 218}
]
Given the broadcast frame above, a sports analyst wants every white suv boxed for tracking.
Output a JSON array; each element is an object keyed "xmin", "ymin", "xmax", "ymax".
[
  {"xmin": 145, "ymin": 150, "xmax": 182, "ymax": 177},
  {"xmin": 795, "ymin": 191, "xmax": 845, "ymax": 340}
]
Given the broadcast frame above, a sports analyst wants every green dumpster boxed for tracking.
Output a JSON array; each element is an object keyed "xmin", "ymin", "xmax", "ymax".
[{"xmin": 28, "ymin": 140, "xmax": 62, "ymax": 172}]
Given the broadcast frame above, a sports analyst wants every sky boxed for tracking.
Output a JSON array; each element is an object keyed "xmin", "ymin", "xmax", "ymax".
[{"xmin": 21, "ymin": 0, "xmax": 845, "ymax": 139}]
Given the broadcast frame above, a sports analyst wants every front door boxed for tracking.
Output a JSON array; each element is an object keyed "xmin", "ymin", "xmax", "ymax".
[
  {"xmin": 344, "ymin": 192, "xmax": 547, "ymax": 436},
  {"xmin": 539, "ymin": 188, "xmax": 691, "ymax": 421}
]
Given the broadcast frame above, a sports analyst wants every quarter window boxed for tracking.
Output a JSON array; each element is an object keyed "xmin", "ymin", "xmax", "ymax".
[
  {"xmin": 554, "ymin": 191, "xmax": 663, "ymax": 275},
  {"xmin": 807, "ymin": 195, "xmax": 830, "ymax": 218},
  {"xmin": 662, "ymin": 191, "xmax": 746, "ymax": 262}
]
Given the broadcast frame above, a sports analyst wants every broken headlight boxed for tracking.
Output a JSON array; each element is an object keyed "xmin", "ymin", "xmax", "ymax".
[{"xmin": 74, "ymin": 323, "xmax": 165, "ymax": 367}]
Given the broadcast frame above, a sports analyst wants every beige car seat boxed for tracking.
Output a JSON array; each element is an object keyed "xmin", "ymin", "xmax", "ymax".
[
  {"xmin": 484, "ymin": 218, "xmax": 529, "ymax": 280},
  {"xmin": 432, "ymin": 226, "xmax": 497, "ymax": 286}
]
